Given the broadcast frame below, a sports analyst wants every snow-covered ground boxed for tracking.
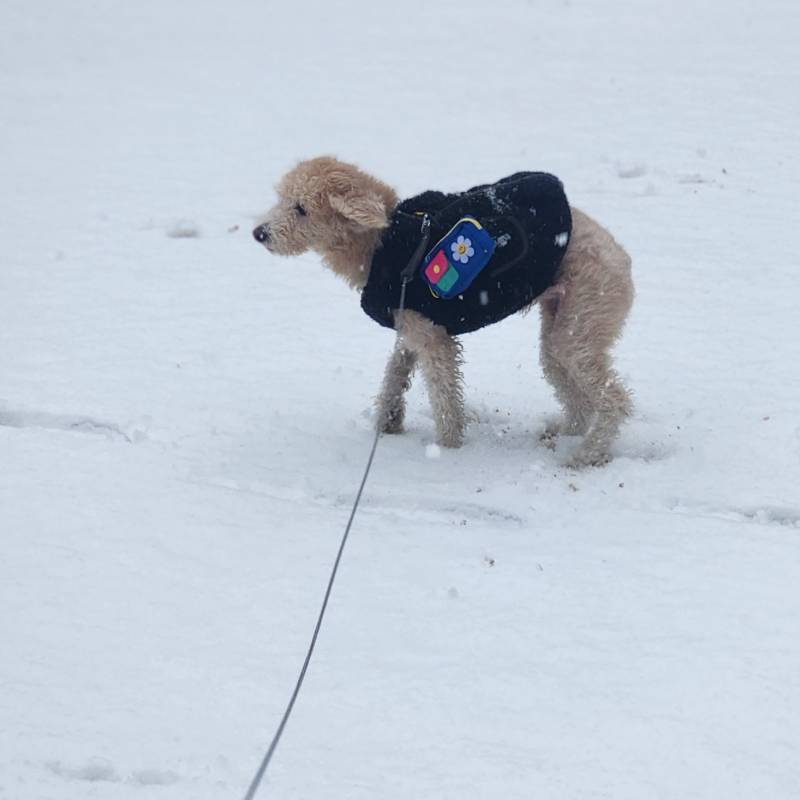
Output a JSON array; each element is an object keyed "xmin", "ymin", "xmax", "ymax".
[{"xmin": 2, "ymin": 1, "xmax": 799, "ymax": 798}]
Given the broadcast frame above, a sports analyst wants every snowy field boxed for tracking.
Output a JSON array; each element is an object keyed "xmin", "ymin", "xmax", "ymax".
[{"xmin": 2, "ymin": 0, "xmax": 799, "ymax": 798}]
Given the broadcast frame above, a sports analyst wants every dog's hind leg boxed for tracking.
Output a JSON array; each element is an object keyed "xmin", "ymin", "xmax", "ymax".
[
  {"xmin": 538, "ymin": 291, "xmax": 594, "ymax": 446},
  {"xmin": 376, "ymin": 341, "xmax": 417, "ymax": 434},
  {"xmin": 564, "ymin": 349, "xmax": 632, "ymax": 467},
  {"xmin": 542, "ymin": 209, "xmax": 634, "ymax": 467},
  {"xmin": 397, "ymin": 310, "xmax": 465, "ymax": 448}
]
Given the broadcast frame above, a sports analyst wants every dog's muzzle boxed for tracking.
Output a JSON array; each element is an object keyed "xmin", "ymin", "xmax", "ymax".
[{"xmin": 252, "ymin": 224, "xmax": 271, "ymax": 244}]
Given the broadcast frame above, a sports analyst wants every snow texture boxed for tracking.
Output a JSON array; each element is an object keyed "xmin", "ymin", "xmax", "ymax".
[{"xmin": 1, "ymin": 1, "xmax": 799, "ymax": 799}]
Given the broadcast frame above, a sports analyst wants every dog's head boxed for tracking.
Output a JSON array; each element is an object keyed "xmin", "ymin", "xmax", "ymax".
[{"xmin": 253, "ymin": 157, "xmax": 396, "ymax": 265}]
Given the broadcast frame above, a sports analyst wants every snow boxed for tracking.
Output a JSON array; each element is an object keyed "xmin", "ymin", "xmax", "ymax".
[
  {"xmin": 616, "ymin": 163, "xmax": 648, "ymax": 180},
  {"xmin": 485, "ymin": 185, "xmax": 510, "ymax": 213},
  {"xmin": 1, "ymin": 0, "xmax": 799, "ymax": 799},
  {"xmin": 425, "ymin": 443, "xmax": 442, "ymax": 460}
]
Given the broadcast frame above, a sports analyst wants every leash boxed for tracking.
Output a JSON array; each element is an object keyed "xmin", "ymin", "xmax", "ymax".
[
  {"xmin": 241, "ymin": 214, "xmax": 431, "ymax": 800},
  {"xmin": 241, "ymin": 426, "xmax": 380, "ymax": 800}
]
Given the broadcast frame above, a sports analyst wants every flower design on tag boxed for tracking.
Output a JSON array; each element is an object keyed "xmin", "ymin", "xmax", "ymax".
[{"xmin": 450, "ymin": 235, "xmax": 475, "ymax": 264}]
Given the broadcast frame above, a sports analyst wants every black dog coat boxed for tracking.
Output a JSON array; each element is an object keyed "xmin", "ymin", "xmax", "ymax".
[{"xmin": 361, "ymin": 172, "xmax": 572, "ymax": 336}]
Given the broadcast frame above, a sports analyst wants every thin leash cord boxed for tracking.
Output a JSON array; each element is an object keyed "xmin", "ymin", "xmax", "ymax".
[{"xmin": 242, "ymin": 277, "xmax": 412, "ymax": 800}]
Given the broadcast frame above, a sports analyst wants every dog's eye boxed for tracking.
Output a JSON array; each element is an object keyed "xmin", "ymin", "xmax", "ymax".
[{"xmin": 294, "ymin": 203, "xmax": 307, "ymax": 217}]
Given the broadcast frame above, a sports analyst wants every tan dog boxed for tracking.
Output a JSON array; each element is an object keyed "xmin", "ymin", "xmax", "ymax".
[{"xmin": 254, "ymin": 157, "xmax": 633, "ymax": 467}]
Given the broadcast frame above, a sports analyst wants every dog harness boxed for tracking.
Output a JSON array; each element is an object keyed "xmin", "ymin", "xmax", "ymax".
[{"xmin": 360, "ymin": 172, "xmax": 573, "ymax": 336}]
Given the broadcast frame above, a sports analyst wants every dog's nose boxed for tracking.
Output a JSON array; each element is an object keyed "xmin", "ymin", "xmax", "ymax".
[{"xmin": 253, "ymin": 224, "xmax": 270, "ymax": 243}]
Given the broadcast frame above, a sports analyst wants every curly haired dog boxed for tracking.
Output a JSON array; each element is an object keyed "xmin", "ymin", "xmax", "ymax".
[{"xmin": 253, "ymin": 157, "xmax": 633, "ymax": 467}]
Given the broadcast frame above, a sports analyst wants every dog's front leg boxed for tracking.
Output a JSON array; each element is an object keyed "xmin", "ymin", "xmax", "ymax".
[
  {"xmin": 397, "ymin": 310, "xmax": 465, "ymax": 448},
  {"xmin": 376, "ymin": 341, "xmax": 417, "ymax": 434}
]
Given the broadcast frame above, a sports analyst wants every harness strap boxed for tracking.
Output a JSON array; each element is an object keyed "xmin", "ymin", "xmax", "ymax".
[
  {"xmin": 486, "ymin": 214, "xmax": 530, "ymax": 276},
  {"xmin": 399, "ymin": 213, "xmax": 432, "ymax": 281}
]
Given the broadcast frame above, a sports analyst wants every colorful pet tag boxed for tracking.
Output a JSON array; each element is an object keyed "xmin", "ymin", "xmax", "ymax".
[{"xmin": 421, "ymin": 217, "xmax": 496, "ymax": 299}]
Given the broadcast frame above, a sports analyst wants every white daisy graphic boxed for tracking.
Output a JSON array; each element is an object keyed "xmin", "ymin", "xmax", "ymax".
[{"xmin": 450, "ymin": 235, "xmax": 475, "ymax": 264}]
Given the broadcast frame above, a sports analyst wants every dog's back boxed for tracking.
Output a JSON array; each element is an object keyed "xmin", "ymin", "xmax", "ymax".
[{"xmin": 361, "ymin": 172, "xmax": 573, "ymax": 335}]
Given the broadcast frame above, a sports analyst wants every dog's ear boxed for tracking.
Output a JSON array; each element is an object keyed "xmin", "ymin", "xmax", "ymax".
[{"xmin": 329, "ymin": 192, "xmax": 389, "ymax": 230}]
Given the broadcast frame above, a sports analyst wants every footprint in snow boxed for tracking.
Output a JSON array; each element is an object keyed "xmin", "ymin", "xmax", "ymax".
[
  {"xmin": 667, "ymin": 500, "xmax": 800, "ymax": 530},
  {"xmin": 46, "ymin": 759, "xmax": 179, "ymax": 786},
  {"xmin": 0, "ymin": 403, "xmax": 147, "ymax": 443},
  {"xmin": 47, "ymin": 758, "xmax": 120, "ymax": 783},
  {"xmin": 166, "ymin": 221, "xmax": 201, "ymax": 238},
  {"xmin": 129, "ymin": 768, "xmax": 180, "ymax": 786},
  {"xmin": 616, "ymin": 162, "xmax": 648, "ymax": 179}
]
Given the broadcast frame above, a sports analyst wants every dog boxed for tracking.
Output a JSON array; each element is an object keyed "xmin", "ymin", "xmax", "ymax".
[{"xmin": 253, "ymin": 156, "xmax": 633, "ymax": 467}]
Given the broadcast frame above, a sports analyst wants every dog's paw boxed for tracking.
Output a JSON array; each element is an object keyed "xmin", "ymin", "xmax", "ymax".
[
  {"xmin": 376, "ymin": 405, "xmax": 405, "ymax": 435},
  {"xmin": 379, "ymin": 417, "xmax": 404, "ymax": 435},
  {"xmin": 566, "ymin": 448, "xmax": 611, "ymax": 469}
]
